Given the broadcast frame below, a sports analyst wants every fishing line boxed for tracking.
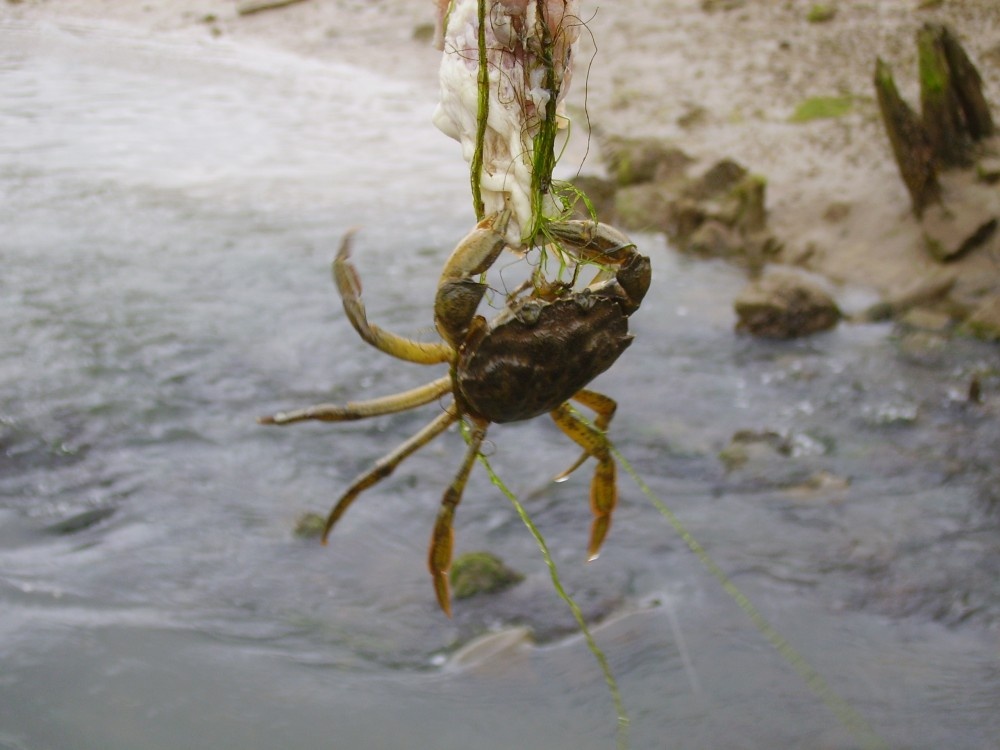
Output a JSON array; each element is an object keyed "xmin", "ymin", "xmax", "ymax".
[
  {"xmin": 611, "ymin": 443, "xmax": 890, "ymax": 750},
  {"xmin": 472, "ymin": 437, "xmax": 631, "ymax": 750}
]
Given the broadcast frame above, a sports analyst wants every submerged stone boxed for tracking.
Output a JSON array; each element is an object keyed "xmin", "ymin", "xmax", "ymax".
[
  {"xmin": 450, "ymin": 551, "xmax": 524, "ymax": 600},
  {"xmin": 44, "ymin": 507, "xmax": 116, "ymax": 535},
  {"xmin": 293, "ymin": 512, "xmax": 327, "ymax": 538}
]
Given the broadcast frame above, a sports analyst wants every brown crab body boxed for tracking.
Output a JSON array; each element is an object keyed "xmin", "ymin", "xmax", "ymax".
[
  {"xmin": 456, "ymin": 295, "xmax": 633, "ymax": 423},
  {"xmin": 261, "ymin": 212, "xmax": 650, "ymax": 615}
]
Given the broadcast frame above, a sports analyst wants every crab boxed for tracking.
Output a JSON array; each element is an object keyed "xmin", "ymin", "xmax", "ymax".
[{"xmin": 260, "ymin": 210, "xmax": 650, "ymax": 615}]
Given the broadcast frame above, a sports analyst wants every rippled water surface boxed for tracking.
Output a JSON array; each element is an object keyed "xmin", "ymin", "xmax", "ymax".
[{"xmin": 2, "ymin": 18, "xmax": 999, "ymax": 750}]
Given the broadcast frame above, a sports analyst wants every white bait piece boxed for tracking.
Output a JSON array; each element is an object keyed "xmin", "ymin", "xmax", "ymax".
[{"xmin": 433, "ymin": 0, "xmax": 581, "ymax": 247}]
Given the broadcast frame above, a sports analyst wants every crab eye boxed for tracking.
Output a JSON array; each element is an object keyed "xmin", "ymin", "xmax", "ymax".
[
  {"xmin": 514, "ymin": 299, "xmax": 545, "ymax": 325},
  {"xmin": 572, "ymin": 291, "xmax": 597, "ymax": 312}
]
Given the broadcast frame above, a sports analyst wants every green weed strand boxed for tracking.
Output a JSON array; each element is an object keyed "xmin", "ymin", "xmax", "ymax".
[
  {"xmin": 470, "ymin": 0, "xmax": 489, "ymax": 221},
  {"xmin": 475, "ymin": 448, "xmax": 630, "ymax": 750}
]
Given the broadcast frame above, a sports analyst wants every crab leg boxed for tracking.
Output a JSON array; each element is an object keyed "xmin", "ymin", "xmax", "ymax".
[
  {"xmin": 258, "ymin": 376, "xmax": 452, "ymax": 425},
  {"xmin": 546, "ymin": 220, "xmax": 651, "ymax": 314},
  {"xmin": 550, "ymin": 402, "xmax": 618, "ymax": 562},
  {"xmin": 553, "ymin": 389, "xmax": 618, "ymax": 482},
  {"xmin": 321, "ymin": 403, "xmax": 460, "ymax": 543},
  {"xmin": 546, "ymin": 220, "xmax": 637, "ymax": 263},
  {"xmin": 428, "ymin": 417, "xmax": 488, "ymax": 617},
  {"xmin": 334, "ymin": 230, "xmax": 453, "ymax": 364}
]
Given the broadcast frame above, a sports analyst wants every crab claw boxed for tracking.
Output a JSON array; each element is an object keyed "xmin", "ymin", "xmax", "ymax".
[
  {"xmin": 587, "ymin": 457, "xmax": 617, "ymax": 561},
  {"xmin": 435, "ymin": 209, "xmax": 513, "ymax": 349}
]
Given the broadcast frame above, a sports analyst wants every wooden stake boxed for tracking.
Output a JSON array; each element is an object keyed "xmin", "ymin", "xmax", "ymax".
[
  {"xmin": 918, "ymin": 24, "xmax": 971, "ymax": 167},
  {"xmin": 874, "ymin": 57, "xmax": 941, "ymax": 217},
  {"xmin": 937, "ymin": 24, "xmax": 995, "ymax": 141}
]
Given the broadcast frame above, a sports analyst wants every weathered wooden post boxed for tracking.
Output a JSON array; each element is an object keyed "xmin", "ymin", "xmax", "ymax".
[
  {"xmin": 918, "ymin": 23, "xmax": 972, "ymax": 167},
  {"xmin": 874, "ymin": 24, "xmax": 994, "ymax": 218},
  {"xmin": 874, "ymin": 57, "xmax": 941, "ymax": 217}
]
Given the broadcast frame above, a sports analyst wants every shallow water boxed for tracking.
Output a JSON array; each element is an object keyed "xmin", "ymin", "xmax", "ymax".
[{"xmin": 2, "ymin": 18, "xmax": 999, "ymax": 750}]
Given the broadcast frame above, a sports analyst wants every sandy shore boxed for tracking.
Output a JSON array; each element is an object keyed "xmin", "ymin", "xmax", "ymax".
[{"xmin": 7, "ymin": 0, "xmax": 1000, "ymax": 314}]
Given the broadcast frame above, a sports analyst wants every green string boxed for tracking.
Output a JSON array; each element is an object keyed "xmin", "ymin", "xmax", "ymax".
[
  {"xmin": 470, "ymin": 0, "xmax": 489, "ymax": 221},
  {"xmin": 475, "ymin": 448, "xmax": 630, "ymax": 750},
  {"xmin": 611, "ymin": 443, "xmax": 890, "ymax": 750},
  {"xmin": 527, "ymin": 3, "xmax": 560, "ymax": 243}
]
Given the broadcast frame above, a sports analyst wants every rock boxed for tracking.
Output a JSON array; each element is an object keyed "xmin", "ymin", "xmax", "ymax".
[
  {"xmin": 976, "ymin": 157, "xmax": 1000, "ymax": 185},
  {"xmin": 686, "ymin": 219, "xmax": 743, "ymax": 259},
  {"xmin": 960, "ymin": 296, "xmax": 1000, "ymax": 341},
  {"xmin": 719, "ymin": 174, "xmax": 768, "ymax": 234},
  {"xmin": 785, "ymin": 470, "xmax": 851, "ymax": 497},
  {"xmin": 684, "ymin": 158, "xmax": 748, "ymax": 200},
  {"xmin": 856, "ymin": 271, "xmax": 956, "ymax": 322},
  {"xmin": 734, "ymin": 268, "xmax": 841, "ymax": 338},
  {"xmin": 614, "ymin": 182, "xmax": 676, "ymax": 232},
  {"xmin": 898, "ymin": 307, "xmax": 954, "ymax": 332},
  {"xmin": 293, "ymin": 511, "xmax": 326, "ymax": 538},
  {"xmin": 450, "ymin": 551, "xmax": 524, "ymax": 600},
  {"xmin": 600, "ymin": 135, "xmax": 692, "ymax": 187},
  {"xmin": 663, "ymin": 196, "xmax": 708, "ymax": 242},
  {"xmin": 719, "ymin": 429, "xmax": 791, "ymax": 470},
  {"xmin": 44, "ymin": 507, "xmax": 116, "ymax": 535},
  {"xmin": 922, "ymin": 202, "xmax": 998, "ymax": 262},
  {"xmin": 446, "ymin": 626, "xmax": 533, "ymax": 672}
]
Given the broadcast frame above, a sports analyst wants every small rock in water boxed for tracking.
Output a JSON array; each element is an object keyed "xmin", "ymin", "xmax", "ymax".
[
  {"xmin": 786, "ymin": 470, "xmax": 851, "ymax": 497},
  {"xmin": 44, "ymin": 507, "xmax": 116, "ymax": 535},
  {"xmin": 450, "ymin": 551, "xmax": 524, "ymax": 600},
  {"xmin": 719, "ymin": 429, "xmax": 791, "ymax": 470},
  {"xmin": 734, "ymin": 267, "xmax": 841, "ymax": 338},
  {"xmin": 293, "ymin": 511, "xmax": 326, "ymax": 538}
]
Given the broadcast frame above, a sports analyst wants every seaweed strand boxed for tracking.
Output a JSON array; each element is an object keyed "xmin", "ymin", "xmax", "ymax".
[
  {"xmin": 470, "ymin": 0, "xmax": 489, "ymax": 221},
  {"xmin": 468, "ymin": 424, "xmax": 630, "ymax": 750},
  {"xmin": 528, "ymin": 0, "xmax": 562, "ymax": 242}
]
